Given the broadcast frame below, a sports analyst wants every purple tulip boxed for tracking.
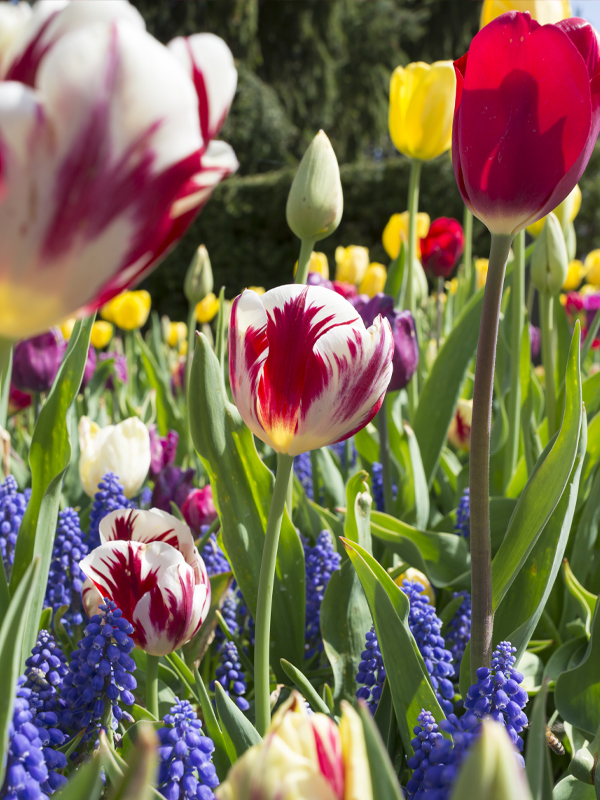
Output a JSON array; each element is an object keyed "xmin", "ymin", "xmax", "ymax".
[
  {"xmin": 151, "ymin": 465, "xmax": 196, "ymax": 513},
  {"xmin": 354, "ymin": 293, "xmax": 418, "ymax": 392},
  {"xmin": 529, "ymin": 325, "xmax": 541, "ymax": 360},
  {"xmin": 149, "ymin": 426, "xmax": 179, "ymax": 479},
  {"xmin": 307, "ymin": 271, "xmax": 334, "ymax": 291},
  {"xmin": 583, "ymin": 293, "xmax": 600, "ymax": 329},
  {"xmin": 81, "ymin": 345, "xmax": 97, "ymax": 389},
  {"xmin": 12, "ymin": 328, "xmax": 65, "ymax": 393},
  {"xmin": 99, "ymin": 351, "xmax": 128, "ymax": 390}
]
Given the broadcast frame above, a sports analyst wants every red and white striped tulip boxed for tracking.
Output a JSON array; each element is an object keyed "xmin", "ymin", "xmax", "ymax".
[
  {"xmin": 228, "ymin": 285, "xmax": 394, "ymax": 456},
  {"xmin": 80, "ymin": 508, "xmax": 210, "ymax": 656},
  {"xmin": 0, "ymin": 0, "xmax": 238, "ymax": 339}
]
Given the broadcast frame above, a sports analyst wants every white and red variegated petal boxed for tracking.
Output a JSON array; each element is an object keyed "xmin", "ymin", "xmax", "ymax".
[
  {"xmin": 81, "ymin": 576, "xmax": 103, "ymax": 620},
  {"xmin": 289, "ymin": 314, "xmax": 394, "ymax": 455},
  {"xmin": 132, "ymin": 561, "xmax": 204, "ymax": 656},
  {"xmin": 181, "ymin": 581, "xmax": 211, "ymax": 645},
  {"xmin": 167, "ymin": 33, "xmax": 237, "ymax": 143},
  {"xmin": 0, "ymin": 2, "xmax": 33, "ymax": 74},
  {"xmin": 311, "ymin": 716, "xmax": 345, "ymax": 798}
]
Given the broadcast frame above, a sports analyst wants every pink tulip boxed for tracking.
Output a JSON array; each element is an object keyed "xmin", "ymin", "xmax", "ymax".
[
  {"xmin": 0, "ymin": 2, "xmax": 238, "ymax": 339},
  {"xmin": 181, "ymin": 485, "xmax": 218, "ymax": 534},
  {"xmin": 80, "ymin": 508, "xmax": 210, "ymax": 656},
  {"xmin": 228, "ymin": 285, "xmax": 394, "ymax": 456}
]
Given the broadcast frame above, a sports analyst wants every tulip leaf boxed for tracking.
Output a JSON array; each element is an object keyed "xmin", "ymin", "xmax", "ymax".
[
  {"xmin": 582, "ymin": 371, "xmax": 600, "ymax": 417},
  {"xmin": 193, "ymin": 667, "xmax": 232, "ymax": 779},
  {"xmin": 355, "ymin": 424, "xmax": 380, "ymax": 465},
  {"xmin": 10, "ymin": 316, "xmax": 94, "ymax": 664},
  {"xmin": 189, "ymin": 334, "xmax": 305, "ymax": 680},
  {"xmin": 553, "ymin": 776, "xmax": 596, "ymax": 800},
  {"xmin": 526, "ymin": 681, "xmax": 553, "ymax": 800},
  {"xmin": 384, "ymin": 242, "xmax": 404, "ymax": 301},
  {"xmin": 358, "ymin": 702, "xmax": 404, "ymax": 800},
  {"xmin": 106, "ymin": 721, "xmax": 158, "ymax": 800},
  {"xmin": 342, "ymin": 538, "xmax": 445, "ymax": 756},
  {"xmin": 555, "ymin": 602, "xmax": 600, "ymax": 737},
  {"xmin": 215, "ymin": 682, "xmax": 262, "ymax": 758},
  {"xmin": 580, "ymin": 411, "xmax": 600, "ymax": 496},
  {"xmin": 280, "ymin": 659, "xmax": 332, "ymax": 716},
  {"xmin": 53, "ymin": 754, "xmax": 103, "ymax": 800},
  {"xmin": 543, "ymin": 637, "xmax": 587, "ymax": 687},
  {"xmin": 561, "ymin": 560, "xmax": 597, "ymax": 638},
  {"xmin": 312, "ymin": 445, "xmax": 346, "ymax": 509},
  {"xmin": 569, "ymin": 466, "xmax": 600, "ymax": 587},
  {"xmin": 136, "ymin": 333, "xmax": 184, "ymax": 440}
]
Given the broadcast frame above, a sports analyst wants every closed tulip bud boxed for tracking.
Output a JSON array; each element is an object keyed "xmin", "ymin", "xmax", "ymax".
[
  {"xmin": 101, "ymin": 291, "xmax": 151, "ymax": 331},
  {"xmin": 481, "ymin": 0, "xmax": 571, "ymax": 28},
  {"xmin": 335, "ymin": 246, "xmax": 370, "ymax": 285},
  {"xmin": 389, "ymin": 61, "xmax": 456, "ymax": 162},
  {"xmin": 90, "ymin": 320, "xmax": 114, "ymax": 349},
  {"xmin": 527, "ymin": 184, "xmax": 582, "ymax": 238},
  {"xmin": 420, "ymin": 217, "xmax": 465, "ymax": 279},
  {"xmin": 195, "ymin": 292, "xmax": 220, "ymax": 324},
  {"xmin": 393, "ymin": 567, "xmax": 435, "ymax": 604},
  {"xmin": 448, "ymin": 398, "xmax": 472, "ymax": 451},
  {"xmin": 563, "ymin": 259, "xmax": 586, "ymax": 291},
  {"xmin": 382, "ymin": 212, "xmax": 431, "ymax": 261},
  {"xmin": 531, "ymin": 213, "xmax": 568, "ymax": 296},
  {"xmin": 81, "ymin": 508, "xmax": 210, "ymax": 656},
  {"xmin": 12, "ymin": 328, "xmax": 65, "ymax": 393},
  {"xmin": 475, "ymin": 259, "xmax": 489, "ymax": 290},
  {"xmin": 359, "ymin": 263, "xmax": 387, "ymax": 298},
  {"xmin": 181, "ymin": 485, "xmax": 218, "ymax": 534},
  {"xmin": 286, "ymin": 131, "xmax": 343, "ymax": 243},
  {"xmin": 78, "ymin": 416, "xmax": 151, "ymax": 498},
  {"xmin": 185, "ymin": 244, "xmax": 214, "ymax": 305}
]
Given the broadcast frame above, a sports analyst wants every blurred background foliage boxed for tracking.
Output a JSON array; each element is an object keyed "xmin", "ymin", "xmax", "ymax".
[{"xmin": 133, "ymin": 0, "xmax": 600, "ymax": 319}]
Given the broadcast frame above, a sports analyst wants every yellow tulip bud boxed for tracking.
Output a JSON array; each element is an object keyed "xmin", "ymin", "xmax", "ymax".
[
  {"xmin": 165, "ymin": 321, "xmax": 187, "ymax": 348},
  {"xmin": 184, "ymin": 244, "xmax": 213, "ymax": 305},
  {"xmin": 580, "ymin": 283, "xmax": 598, "ymax": 297},
  {"xmin": 394, "ymin": 567, "xmax": 435, "ymax": 605},
  {"xmin": 530, "ymin": 212, "xmax": 568, "ymax": 296},
  {"xmin": 563, "ymin": 260, "xmax": 586, "ymax": 292},
  {"xmin": 247, "ymin": 286, "xmax": 266, "ymax": 296},
  {"xmin": 178, "ymin": 339, "xmax": 188, "ymax": 356},
  {"xmin": 382, "ymin": 212, "xmax": 430, "ymax": 260},
  {"xmin": 527, "ymin": 184, "xmax": 582, "ymax": 238},
  {"xmin": 335, "ymin": 245, "xmax": 370, "ymax": 285},
  {"xmin": 446, "ymin": 278, "xmax": 458, "ymax": 296},
  {"xmin": 475, "ymin": 259, "xmax": 489, "ymax": 290},
  {"xmin": 389, "ymin": 61, "xmax": 456, "ymax": 162},
  {"xmin": 480, "ymin": 0, "xmax": 571, "ymax": 28},
  {"xmin": 59, "ymin": 318, "xmax": 76, "ymax": 340},
  {"xmin": 90, "ymin": 320, "xmax": 114, "ymax": 349},
  {"xmin": 359, "ymin": 263, "xmax": 387, "ymax": 298},
  {"xmin": 293, "ymin": 251, "xmax": 329, "ymax": 280},
  {"xmin": 195, "ymin": 292, "xmax": 219, "ymax": 324},
  {"xmin": 585, "ymin": 249, "xmax": 600, "ymax": 286},
  {"xmin": 101, "ymin": 291, "xmax": 151, "ymax": 331}
]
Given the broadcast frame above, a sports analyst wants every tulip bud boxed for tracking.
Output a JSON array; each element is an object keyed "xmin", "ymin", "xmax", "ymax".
[
  {"xmin": 101, "ymin": 291, "xmax": 151, "ymax": 331},
  {"xmin": 286, "ymin": 130, "xmax": 343, "ymax": 243},
  {"xmin": 359, "ymin": 263, "xmax": 387, "ymax": 298},
  {"xmin": 195, "ymin": 292, "xmax": 220, "ymax": 324},
  {"xmin": 181, "ymin": 485, "xmax": 218, "ymax": 534},
  {"xmin": 475, "ymin": 259, "xmax": 489, "ymax": 290},
  {"xmin": 585, "ymin": 249, "xmax": 600, "ymax": 286},
  {"xmin": 185, "ymin": 244, "xmax": 214, "ymax": 305},
  {"xmin": 448, "ymin": 398, "xmax": 472, "ymax": 451},
  {"xmin": 12, "ymin": 329, "xmax": 65, "ymax": 393},
  {"xmin": 531, "ymin": 212, "xmax": 569, "ymax": 296},
  {"xmin": 393, "ymin": 566, "xmax": 435, "ymax": 604},
  {"xmin": 382, "ymin": 212, "xmax": 431, "ymax": 261},
  {"xmin": 90, "ymin": 320, "xmax": 114, "ymax": 350},
  {"xmin": 335, "ymin": 246, "xmax": 370, "ymax": 285}
]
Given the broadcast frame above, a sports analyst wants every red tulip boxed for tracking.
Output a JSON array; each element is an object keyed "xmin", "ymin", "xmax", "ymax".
[
  {"xmin": 181, "ymin": 486, "xmax": 218, "ymax": 534},
  {"xmin": 452, "ymin": 12, "xmax": 600, "ymax": 236},
  {"xmin": 420, "ymin": 217, "xmax": 465, "ymax": 279}
]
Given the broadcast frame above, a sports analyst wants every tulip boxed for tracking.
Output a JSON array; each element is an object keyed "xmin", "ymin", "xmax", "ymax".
[
  {"xmin": 181, "ymin": 485, "xmax": 219, "ymax": 534},
  {"xmin": 98, "ymin": 351, "xmax": 128, "ymax": 390},
  {"xmin": 335, "ymin": 246, "xmax": 370, "ymax": 285},
  {"xmin": 475, "ymin": 259, "xmax": 489, "ymax": 290},
  {"xmin": 448, "ymin": 398, "xmax": 472, "ymax": 451},
  {"xmin": 184, "ymin": 244, "xmax": 214, "ymax": 306},
  {"xmin": 389, "ymin": 61, "xmax": 456, "ymax": 162},
  {"xmin": 307, "ymin": 272, "xmax": 335, "ymax": 292},
  {"xmin": 59, "ymin": 318, "xmax": 76, "ymax": 341},
  {"xmin": 90, "ymin": 320, "xmax": 114, "ymax": 350},
  {"xmin": 101, "ymin": 291, "xmax": 151, "ymax": 331},
  {"xmin": 354, "ymin": 294, "xmax": 418, "ymax": 392},
  {"xmin": 530, "ymin": 213, "xmax": 568, "ymax": 296},
  {"xmin": 8, "ymin": 383, "xmax": 31, "ymax": 415},
  {"xmin": 81, "ymin": 345, "xmax": 97, "ymax": 390},
  {"xmin": 195, "ymin": 292, "xmax": 220, "ymax": 324},
  {"xmin": 78, "ymin": 416, "xmax": 151, "ymax": 498},
  {"xmin": 332, "ymin": 281, "xmax": 358, "ymax": 301},
  {"xmin": 148, "ymin": 426, "xmax": 179, "ymax": 479},
  {"xmin": 248, "ymin": 286, "xmax": 266, "ymax": 295},
  {"xmin": 530, "ymin": 325, "xmax": 541, "ymax": 359},
  {"xmin": 585, "ymin": 250, "xmax": 600, "ymax": 286},
  {"xmin": 80, "ymin": 508, "xmax": 211, "ymax": 656},
  {"xmin": 563, "ymin": 259, "xmax": 586, "ymax": 291},
  {"xmin": 452, "ymin": 13, "xmax": 600, "ymax": 237},
  {"xmin": 12, "ymin": 328, "xmax": 65, "ymax": 393},
  {"xmin": 481, "ymin": 0, "xmax": 571, "ymax": 28},
  {"xmin": 420, "ymin": 217, "xmax": 465, "ymax": 279},
  {"xmin": 382, "ymin": 212, "xmax": 431, "ymax": 261},
  {"xmin": 151, "ymin": 466, "xmax": 196, "ymax": 513},
  {"xmin": 0, "ymin": 6, "xmax": 238, "ymax": 341},
  {"xmin": 0, "ymin": 2, "xmax": 32, "ymax": 74},
  {"xmin": 228, "ymin": 285, "xmax": 394, "ymax": 456},
  {"xmin": 216, "ymin": 691, "xmax": 373, "ymax": 800},
  {"xmin": 393, "ymin": 567, "xmax": 435, "ymax": 604},
  {"xmin": 164, "ymin": 320, "xmax": 188, "ymax": 348},
  {"xmin": 359, "ymin": 263, "xmax": 387, "ymax": 298},
  {"xmin": 295, "ymin": 251, "xmax": 329, "ymax": 280}
]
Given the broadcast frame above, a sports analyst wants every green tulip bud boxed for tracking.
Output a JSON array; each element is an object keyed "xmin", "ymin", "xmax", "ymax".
[
  {"xmin": 449, "ymin": 721, "xmax": 533, "ymax": 800},
  {"xmin": 530, "ymin": 212, "xmax": 568, "ymax": 296},
  {"xmin": 564, "ymin": 220, "xmax": 577, "ymax": 263},
  {"xmin": 184, "ymin": 244, "xmax": 213, "ymax": 305},
  {"xmin": 286, "ymin": 130, "xmax": 343, "ymax": 242}
]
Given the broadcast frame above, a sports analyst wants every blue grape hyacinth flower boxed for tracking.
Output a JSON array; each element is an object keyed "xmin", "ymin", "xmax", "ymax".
[
  {"xmin": 23, "ymin": 630, "xmax": 69, "ymax": 750},
  {"xmin": 0, "ymin": 475, "xmax": 30, "ymax": 577},
  {"xmin": 210, "ymin": 641, "xmax": 250, "ymax": 712},
  {"xmin": 445, "ymin": 591, "xmax": 471, "ymax": 672},
  {"xmin": 454, "ymin": 487, "xmax": 470, "ymax": 538},
  {"xmin": 355, "ymin": 626, "xmax": 386, "ymax": 714},
  {"xmin": 304, "ymin": 531, "xmax": 341, "ymax": 659},
  {"xmin": 44, "ymin": 508, "xmax": 88, "ymax": 635},
  {"xmin": 293, "ymin": 452, "xmax": 313, "ymax": 500},
  {"xmin": 200, "ymin": 532, "xmax": 230, "ymax": 577},
  {"xmin": 87, "ymin": 472, "xmax": 136, "ymax": 550}
]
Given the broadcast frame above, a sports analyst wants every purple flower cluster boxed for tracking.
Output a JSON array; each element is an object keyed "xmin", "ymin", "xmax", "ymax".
[
  {"xmin": 201, "ymin": 533, "xmax": 230, "ymax": 577},
  {"xmin": 0, "ymin": 475, "xmax": 30, "ymax": 576},
  {"xmin": 371, "ymin": 462, "xmax": 397, "ymax": 513},
  {"xmin": 294, "ymin": 453, "xmax": 313, "ymax": 500},
  {"xmin": 454, "ymin": 488, "xmax": 470, "ymax": 538},
  {"xmin": 210, "ymin": 641, "xmax": 249, "ymax": 712},
  {"xmin": 87, "ymin": 472, "xmax": 136, "ymax": 550},
  {"xmin": 44, "ymin": 508, "xmax": 88, "ymax": 635},
  {"xmin": 304, "ymin": 531, "xmax": 341, "ymax": 659},
  {"xmin": 445, "ymin": 592, "xmax": 471, "ymax": 671},
  {"xmin": 356, "ymin": 627, "xmax": 386, "ymax": 714},
  {"xmin": 23, "ymin": 631, "xmax": 69, "ymax": 749}
]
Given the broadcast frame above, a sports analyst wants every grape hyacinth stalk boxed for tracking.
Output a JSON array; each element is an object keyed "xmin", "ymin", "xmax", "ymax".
[
  {"xmin": 44, "ymin": 508, "xmax": 88, "ymax": 636},
  {"xmin": 23, "ymin": 630, "xmax": 69, "ymax": 752},
  {"xmin": 355, "ymin": 627, "xmax": 386, "ymax": 714},
  {"xmin": 454, "ymin": 488, "xmax": 470, "ymax": 538},
  {"xmin": 445, "ymin": 591, "xmax": 472, "ymax": 672},
  {"xmin": 0, "ymin": 475, "xmax": 30, "ymax": 577}
]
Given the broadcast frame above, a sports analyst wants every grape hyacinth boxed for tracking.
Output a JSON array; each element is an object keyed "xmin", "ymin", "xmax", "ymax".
[
  {"xmin": 402, "ymin": 580, "xmax": 455, "ymax": 715},
  {"xmin": 355, "ymin": 627, "xmax": 386, "ymax": 714},
  {"xmin": 304, "ymin": 531, "xmax": 341, "ymax": 659},
  {"xmin": 445, "ymin": 591, "xmax": 471, "ymax": 672},
  {"xmin": 215, "ymin": 589, "xmax": 239, "ymax": 648},
  {"xmin": 210, "ymin": 641, "xmax": 250, "ymax": 712},
  {"xmin": 200, "ymin": 532, "xmax": 230, "ymax": 577},
  {"xmin": 157, "ymin": 698, "xmax": 219, "ymax": 800},
  {"xmin": 464, "ymin": 641, "xmax": 529, "ymax": 757},
  {"xmin": 44, "ymin": 508, "xmax": 88, "ymax": 635},
  {"xmin": 371, "ymin": 462, "xmax": 397, "ymax": 513},
  {"xmin": 0, "ymin": 475, "xmax": 30, "ymax": 577},
  {"xmin": 236, "ymin": 588, "xmax": 255, "ymax": 647},
  {"xmin": 293, "ymin": 452, "xmax": 313, "ymax": 500},
  {"xmin": 454, "ymin": 488, "xmax": 470, "ymax": 538},
  {"xmin": 23, "ymin": 631, "xmax": 69, "ymax": 748},
  {"xmin": 60, "ymin": 599, "xmax": 137, "ymax": 743},
  {"xmin": 328, "ymin": 439, "xmax": 357, "ymax": 470},
  {"xmin": 87, "ymin": 472, "xmax": 136, "ymax": 550}
]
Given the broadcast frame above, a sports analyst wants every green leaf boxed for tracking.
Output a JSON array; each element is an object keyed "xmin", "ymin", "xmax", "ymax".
[
  {"xmin": 343, "ymin": 538, "xmax": 445, "ymax": 756},
  {"xmin": 582, "ymin": 371, "xmax": 600, "ymax": 417},
  {"xmin": 395, "ymin": 422, "xmax": 430, "ymax": 529},
  {"xmin": 384, "ymin": 241, "xmax": 404, "ymax": 300},
  {"xmin": 136, "ymin": 332, "xmax": 183, "ymax": 439},
  {"xmin": 543, "ymin": 637, "xmax": 587, "ymax": 687},
  {"xmin": 215, "ymin": 682, "xmax": 262, "ymax": 758},
  {"xmin": 570, "ymin": 465, "xmax": 600, "ymax": 588},
  {"xmin": 355, "ymin": 424, "xmax": 379, "ymax": 465},
  {"xmin": 358, "ymin": 702, "xmax": 404, "ymax": 800},
  {"xmin": 189, "ymin": 334, "xmax": 305, "ymax": 680},
  {"xmin": 280, "ymin": 659, "xmax": 332, "ymax": 716},
  {"xmin": 10, "ymin": 317, "xmax": 94, "ymax": 663},
  {"xmin": 312, "ymin": 446, "xmax": 346, "ymax": 509},
  {"xmin": 580, "ymin": 412, "xmax": 600, "ymax": 495},
  {"xmin": 106, "ymin": 721, "xmax": 157, "ymax": 800},
  {"xmin": 562, "ymin": 560, "xmax": 598, "ymax": 637},
  {"xmin": 553, "ymin": 776, "xmax": 596, "ymax": 800},
  {"xmin": 53, "ymin": 755, "xmax": 103, "ymax": 800},
  {"xmin": 193, "ymin": 666, "xmax": 232, "ymax": 779},
  {"xmin": 568, "ymin": 722, "xmax": 600, "ymax": 790},
  {"xmin": 525, "ymin": 681, "xmax": 553, "ymax": 800}
]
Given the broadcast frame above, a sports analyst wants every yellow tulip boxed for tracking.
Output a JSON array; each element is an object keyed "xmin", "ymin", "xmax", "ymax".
[
  {"xmin": 178, "ymin": 339, "xmax": 188, "ymax": 356},
  {"xmin": 248, "ymin": 286, "xmax": 266, "ymax": 295},
  {"xmin": 394, "ymin": 567, "xmax": 435, "ymax": 605},
  {"xmin": 335, "ymin": 245, "xmax": 370, "ymax": 285},
  {"xmin": 165, "ymin": 321, "xmax": 187, "ymax": 348},
  {"xmin": 382, "ymin": 212, "xmax": 430, "ymax": 260},
  {"xmin": 389, "ymin": 61, "xmax": 456, "ymax": 162},
  {"xmin": 475, "ymin": 258, "xmax": 489, "ymax": 290},
  {"xmin": 563, "ymin": 260, "xmax": 586, "ymax": 292},
  {"xmin": 90, "ymin": 320, "xmax": 114, "ymax": 349},
  {"xmin": 195, "ymin": 292, "xmax": 220, "ymax": 324},
  {"xmin": 100, "ymin": 290, "xmax": 151, "ymax": 331},
  {"xmin": 446, "ymin": 278, "xmax": 459, "ymax": 296},
  {"xmin": 59, "ymin": 318, "xmax": 76, "ymax": 340},
  {"xmin": 527, "ymin": 184, "xmax": 582, "ymax": 238},
  {"xmin": 585, "ymin": 250, "xmax": 600, "ymax": 286},
  {"xmin": 359, "ymin": 263, "xmax": 387, "ymax": 298},
  {"xmin": 580, "ymin": 284, "xmax": 598, "ymax": 297},
  {"xmin": 480, "ymin": 0, "xmax": 570, "ymax": 28},
  {"xmin": 293, "ymin": 250, "xmax": 329, "ymax": 280}
]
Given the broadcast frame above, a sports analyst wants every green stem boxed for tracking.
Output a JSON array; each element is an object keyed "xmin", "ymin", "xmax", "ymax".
[
  {"xmin": 254, "ymin": 453, "xmax": 294, "ymax": 736},
  {"xmin": 540, "ymin": 293, "xmax": 557, "ymax": 437},
  {"xmin": 377, "ymin": 401, "xmax": 394, "ymax": 515},
  {"xmin": 504, "ymin": 230, "xmax": 525, "ymax": 488},
  {"xmin": 295, "ymin": 238, "xmax": 316, "ymax": 285},
  {"xmin": 186, "ymin": 303, "xmax": 197, "ymax": 390},
  {"xmin": 405, "ymin": 159, "xmax": 422, "ymax": 418},
  {"xmin": 470, "ymin": 233, "xmax": 513, "ymax": 682},
  {"xmin": 526, "ymin": 278, "xmax": 536, "ymax": 320},
  {"xmin": 146, "ymin": 654, "xmax": 159, "ymax": 719},
  {"xmin": 436, "ymin": 276, "xmax": 444, "ymax": 349},
  {"xmin": 215, "ymin": 286, "xmax": 227, "ymax": 373},
  {"xmin": 0, "ymin": 339, "xmax": 13, "ymax": 430}
]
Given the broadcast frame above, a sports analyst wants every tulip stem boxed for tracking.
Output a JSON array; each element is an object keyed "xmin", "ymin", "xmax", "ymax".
[
  {"xmin": 295, "ymin": 238, "xmax": 316, "ymax": 285},
  {"xmin": 146, "ymin": 653, "xmax": 159, "ymax": 720},
  {"xmin": 377, "ymin": 401, "xmax": 394, "ymax": 515},
  {"xmin": 470, "ymin": 233, "xmax": 512, "ymax": 682},
  {"xmin": 186, "ymin": 303, "xmax": 197, "ymax": 390},
  {"xmin": 0, "ymin": 339, "xmax": 13, "ymax": 430},
  {"xmin": 540, "ymin": 293, "xmax": 557, "ymax": 437},
  {"xmin": 504, "ymin": 230, "xmax": 525, "ymax": 488},
  {"xmin": 436, "ymin": 276, "xmax": 444, "ymax": 349},
  {"xmin": 255, "ymin": 452, "xmax": 294, "ymax": 736},
  {"xmin": 405, "ymin": 158, "xmax": 422, "ymax": 418}
]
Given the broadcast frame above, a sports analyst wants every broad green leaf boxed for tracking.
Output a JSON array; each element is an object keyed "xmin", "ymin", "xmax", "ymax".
[
  {"xmin": 53, "ymin": 754, "xmax": 103, "ymax": 800},
  {"xmin": 312, "ymin": 446, "xmax": 346, "ymax": 509},
  {"xmin": 358, "ymin": 703, "xmax": 404, "ymax": 800},
  {"xmin": 582, "ymin": 371, "xmax": 600, "ymax": 417},
  {"xmin": 280, "ymin": 659, "xmax": 332, "ymax": 716},
  {"xmin": 136, "ymin": 333, "xmax": 183, "ymax": 440},
  {"xmin": 570, "ymin": 466, "xmax": 600, "ymax": 586},
  {"xmin": 355, "ymin": 424, "xmax": 379, "ymax": 464},
  {"xmin": 525, "ymin": 681, "xmax": 553, "ymax": 800},
  {"xmin": 542, "ymin": 637, "xmax": 587, "ymax": 687},
  {"xmin": 215, "ymin": 683, "xmax": 261, "ymax": 758},
  {"xmin": 561, "ymin": 560, "xmax": 598, "ymax": 638},
  {"xmin": 343, "ymin": 538, "xmax": 445, "ymax": 756},
  {"xmin": 396, "ymin": 423, "xmax": 429, "ymax": 530},
  {"xmin": 189, "ymin": 335, "xmax": 304, "ymax": 680},
  {"xmin": 580, "ymin": 412, "xmax": 600, "ymax": 495},
  {"xmin": 193, "ymin": 666, "xmax": 232, "ymax": 779},
  {"xmin": 568, "ymin": 722, "xmax": 600, "ymax": 790},
  {"xmin": 553, "ymin": 776, "xmax": 596, "ymax": 800}
]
